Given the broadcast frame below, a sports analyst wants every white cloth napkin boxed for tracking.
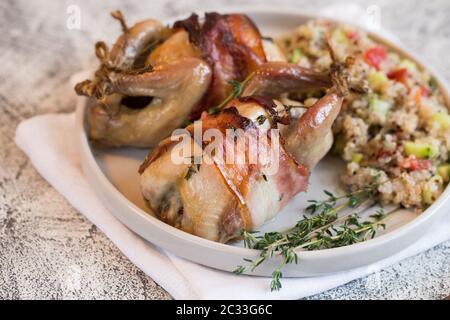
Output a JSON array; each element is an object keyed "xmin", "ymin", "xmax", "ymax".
[{"xmin": 14, "ymin": 3, "xmax": 450, "ymax": 299}]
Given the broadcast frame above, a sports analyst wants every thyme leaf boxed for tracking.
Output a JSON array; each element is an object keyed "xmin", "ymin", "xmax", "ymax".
[
  {"xmin": 207, "ymin": 74, "xmax": 254, "ymax": 115},
  {"xmin": 233, "ymin": 265, "xmax": 246, "ymax": 275},
  {"xmin": 270, "ymin": 269, "xmax": 282, "ymax": 291}
]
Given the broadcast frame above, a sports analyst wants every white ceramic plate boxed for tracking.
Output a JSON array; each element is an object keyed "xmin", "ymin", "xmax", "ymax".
[{"xmin": 76, "ymin": 9, "xmax": 450, "ymax": 277}]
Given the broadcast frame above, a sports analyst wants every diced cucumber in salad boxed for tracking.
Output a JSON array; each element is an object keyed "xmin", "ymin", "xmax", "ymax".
[
  {"xmin": 438, "ymin": 164, "xmax": 450, "ymax": 182},
  {"xmin": 430, "ymin": 112, "xmax": 450, "ymax": 129},
  {"xmin": 369, "ymin": 96, "xmax": 390, "ymax": 117},
  {"xmin": 331, "ymin": 28, "xmax": 349, "ymax": 45},
  {"xmin": 279, "ymin": 20, "xmax": 450, "ymax": 209},
  {"xmin": 290, "ymin": 48, "xmax": 303, "ymax": 64},
  {"xmin": 368, "ymin": 71, "xmax": 389, "ymax": 92},
  {"xmin": 351, "ymin": 153, "xmax": 364, "ymax": 163},
  {"xmin": 403, "ymin": 141, "xmax": 439, "ymax": 159}
]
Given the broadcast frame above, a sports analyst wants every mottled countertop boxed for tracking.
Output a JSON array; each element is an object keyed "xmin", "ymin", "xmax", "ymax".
[{"xmin": 1, "ymin": 0, "xmax": 449, "ymax": 300}]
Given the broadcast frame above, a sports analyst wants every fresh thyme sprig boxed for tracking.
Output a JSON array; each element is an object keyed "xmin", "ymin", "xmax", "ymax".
[
  {"xmin": 207, "ymin": 73, "xmax": 254, "ymax": 115},
  {"xmin": 297, "ymin": 210, "xmax": 387, "ymax": 250},
  {"xmin": 233, "ymin": 180, "xmax": 397, "ymax": 292},
  {"xmin": 306, "ymin": 183, "xmax": 378, "ymax": 215}
]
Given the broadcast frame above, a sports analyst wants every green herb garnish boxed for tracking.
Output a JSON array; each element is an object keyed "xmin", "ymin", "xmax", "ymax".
[
  {"xmin": 233, "ymin": 180, "xmax": 396, "ymax": 292},
  {"xmin": 207, "ymin": 74, "xmax": 254, "ymax": 115},
  {"xmin": 429, "ymin": 77, "xmax": 438, "ymax": 91},
  {"xmin": 181, "ymin": 119, "xmax": 193, "ymax": 127}
]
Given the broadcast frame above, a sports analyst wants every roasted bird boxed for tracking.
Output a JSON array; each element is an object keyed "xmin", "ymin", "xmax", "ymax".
[
  {"xmin": 76, "ymin": 10, "xmax": 352, "ymax": 242},
  {"xmin": 76, "ymin": 12, "xmax": 280, "ymax": 147},
  {"xmin": 139, "ymin": 61, "xmax": 349, "ymax": 242}
]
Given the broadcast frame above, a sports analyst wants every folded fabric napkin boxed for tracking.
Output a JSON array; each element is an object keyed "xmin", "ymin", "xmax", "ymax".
[{"xmin": 14, "ymin": 4, "xmax": 450, "ymax": 299}]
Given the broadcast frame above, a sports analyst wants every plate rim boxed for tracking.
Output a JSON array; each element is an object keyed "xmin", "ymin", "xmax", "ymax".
[{"xmin": 76, "ymin": 7, "xmax": 450, "ymax": 276}]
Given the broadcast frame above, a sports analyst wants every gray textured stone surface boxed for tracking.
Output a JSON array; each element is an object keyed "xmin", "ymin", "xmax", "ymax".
[{"xmin": 0, "ymin": 0, "xmax": 449, "ymax": 300}]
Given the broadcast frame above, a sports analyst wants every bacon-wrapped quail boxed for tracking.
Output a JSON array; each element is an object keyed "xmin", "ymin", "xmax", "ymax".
[
  {"xmin": 76, "ymin": 12, "xmax": 272, "ymax": 147},
  {"xmin": 139, "ymin": 66, "xmax": 348, "ymax": 242}
]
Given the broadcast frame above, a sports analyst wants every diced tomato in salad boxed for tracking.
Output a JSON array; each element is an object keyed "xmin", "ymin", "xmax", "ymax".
[
  {"xmin": 413, "ymin": 87, "xmax": 430, "ymax": 105},
  {"xmin": 414, "ymin": 87, "xmax": 422, "ymax": 105},
  {"xmin": 387, "ymin": 68, "xmax": 409, "ymax": 84},
  {"xmin": 400, "ymin": 156, "xmax": 431, "ymax": 171},
  {"xmin": 420, "ymin": 86, "xmax": 431, "ymax": 97},
  {"xmin": 364, "ymin": 46, "xmax": 388, "ymax": 69},
  {"xmin": 375, "ymin": 149, "xmax": 393, "ymax": 160}
]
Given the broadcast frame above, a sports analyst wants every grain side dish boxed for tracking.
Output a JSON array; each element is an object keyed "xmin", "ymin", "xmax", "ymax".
[{"xmin": 278, "ymin": 20, "xmax": 450, "ymax": 210}]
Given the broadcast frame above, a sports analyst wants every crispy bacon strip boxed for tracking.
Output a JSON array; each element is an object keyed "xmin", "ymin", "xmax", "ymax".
[
  {"xmin": 193, "ymin": 105, "xmax": 308, "ymax": 229},
  {"xmin": 174, "ymin": 12, "xmax": 267, "ymax": 115},
  {"xmin": 140, "ymin": 98, "xmax": 309, "ymax": 242}
]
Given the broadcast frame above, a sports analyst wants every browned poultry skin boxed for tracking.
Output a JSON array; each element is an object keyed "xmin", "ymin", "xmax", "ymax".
[
  {"xmin": 75, "ymin": 15, "xmax": 208, "ymax": 147},
  {"xmin": 284, "ymin": 90, "xmax": 343, "ymax": 169},
  {"xmin": 242, "ymin": 62, "xmax": 331, "ymax": 97},
  {"xmin": 88, "ymin": 58, "xmax": 212, "ymax": 147},
  {"xmin": 108, "ymin": 19, "xmax": 173, "ymax": 69},
  {"xmin": 145, "ymin": 30, "xmax": 201, "ymax": 66}
]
